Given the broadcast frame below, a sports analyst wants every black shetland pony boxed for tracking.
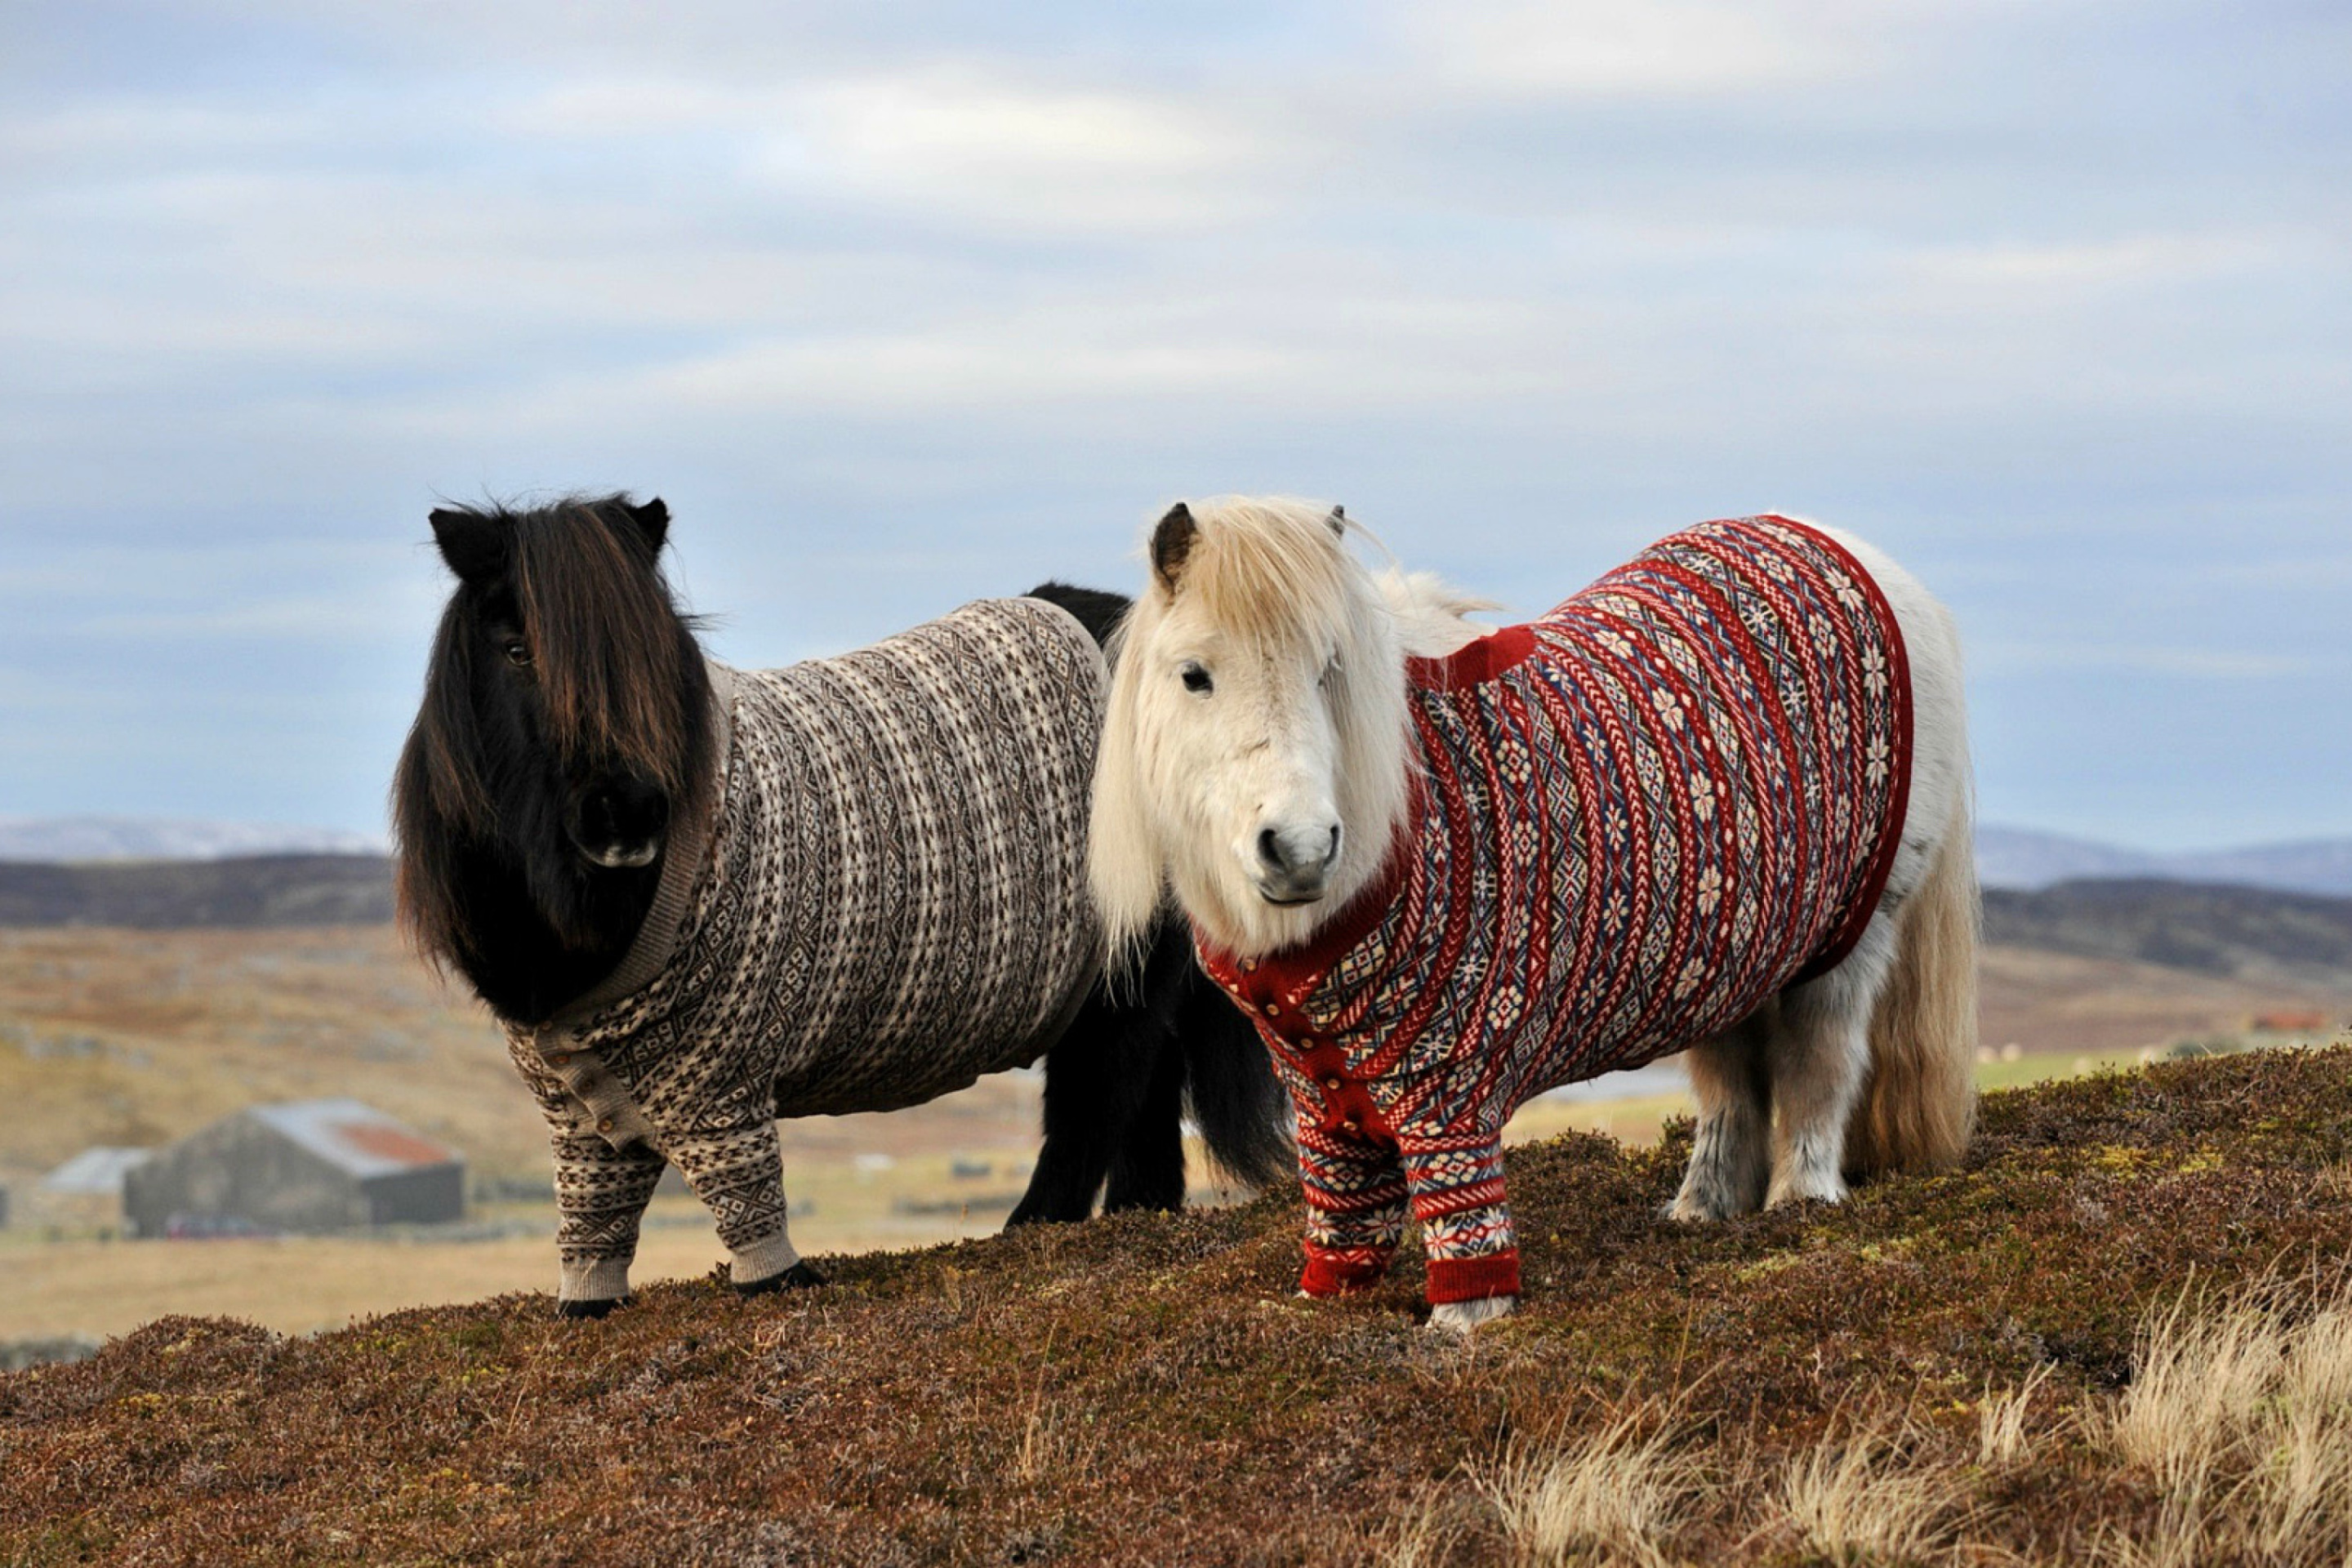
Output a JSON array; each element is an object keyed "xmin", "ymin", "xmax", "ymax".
[{"xmin": 394, "ymin": 495, "xmax": 1285, "ymax": 1294}]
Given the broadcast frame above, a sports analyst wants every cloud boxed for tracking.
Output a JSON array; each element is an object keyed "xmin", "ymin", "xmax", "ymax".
[{"xmin": 1393, "ymin": 1, "xmax": 1845, "ymax": 96}]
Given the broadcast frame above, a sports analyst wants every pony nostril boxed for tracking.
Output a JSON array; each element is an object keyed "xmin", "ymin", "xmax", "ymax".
[
  {"xmin": 1325, "ymin": 824, "xmax": 1341, "ymax": 866},
  {"xmin": 1258, "ymin": 828, "xmax": 1287, "ymax": 871}
]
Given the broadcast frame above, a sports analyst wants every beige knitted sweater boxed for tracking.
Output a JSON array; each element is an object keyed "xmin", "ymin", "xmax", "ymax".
[{"xmin": 502, "ymin": 598, "xmax": 1107, "ymax": 1302}]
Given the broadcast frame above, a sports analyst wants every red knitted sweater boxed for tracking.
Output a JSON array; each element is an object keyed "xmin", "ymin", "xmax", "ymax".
[{"xmin": 1199, "ymin": 516, "xmax": 1913, "ymax": 1304}]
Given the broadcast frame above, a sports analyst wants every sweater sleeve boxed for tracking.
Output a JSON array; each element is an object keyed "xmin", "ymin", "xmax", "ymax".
[
  {"xmin": 1398, "ymin": 1131, "xmax": 1521, "ymax": 1304},
  {"xmin": 665, "ymin": 1116, "xmax": 803, "ymax": 1289},
  {"xmin": 549, "ymin": 1129, "xmax": 668, "ymax": 1303},
  {"xmin": 1295, "ymin": 1118, "xmax": 1409, "ymax": 1296}
]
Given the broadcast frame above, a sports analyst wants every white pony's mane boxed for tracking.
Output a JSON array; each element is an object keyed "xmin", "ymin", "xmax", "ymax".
[
  {"xmin": 1376, "ymin": 567, "xmax": 1495, "ymax": 658},
  {"xmin": 1091, "ymin": 497, "xmax": 1487, "ymax": 963}
]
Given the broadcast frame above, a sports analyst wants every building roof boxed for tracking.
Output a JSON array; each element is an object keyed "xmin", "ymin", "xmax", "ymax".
[
  {"xmin": 41, "ymin": 1146, "xmax": 154, "ymax": 1195},
  {"xmin": 244, "ymin": 1099, "xmax": 461, "ymax": 1180}
]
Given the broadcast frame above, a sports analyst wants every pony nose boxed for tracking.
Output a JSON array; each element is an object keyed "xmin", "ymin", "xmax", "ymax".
[
  {"xmin": 1256, "ymin": 822, "xmax": 1342, "ymax": 898},
  {"xmin": 566, "ymin": 773, "xmax": 670, "ymax": 869}
]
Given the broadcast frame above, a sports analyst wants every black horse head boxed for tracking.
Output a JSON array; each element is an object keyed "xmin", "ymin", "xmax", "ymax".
[{"xmin": 394, "ymin": 493, "xmax": 714, "ymax": 1022}]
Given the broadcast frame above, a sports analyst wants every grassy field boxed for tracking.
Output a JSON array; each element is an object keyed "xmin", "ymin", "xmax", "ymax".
[
  {"xmin": 9, "ymin": 1045, "xmax": 2352, "ymax": 1565},
  {"xmin": 5, "ymin": 922, "xmax": 2344, "ymax": 1348}
]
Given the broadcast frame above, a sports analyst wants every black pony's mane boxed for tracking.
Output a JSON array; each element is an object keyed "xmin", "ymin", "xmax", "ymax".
[{"xmin": 393, "ymin": 494, "xmax": 713, "ymax": 1015}]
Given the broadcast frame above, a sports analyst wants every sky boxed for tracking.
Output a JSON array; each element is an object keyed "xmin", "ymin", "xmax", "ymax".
[{"xmin": 2, "ymin": 1, "xmax": 2345, "ymax": 850}]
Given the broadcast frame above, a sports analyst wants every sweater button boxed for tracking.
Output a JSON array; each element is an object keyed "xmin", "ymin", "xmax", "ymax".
[
  {"xmin": 1322, "ymin": 1076, "xmax": 1343, "ymax": 1092},
  {"xmin": 1342, "ymin": 1119, "xmax": 1361, "ymax": 1134},
  {"xmin": 596, "ymin": 1117, "xmax": 615, "ymax": 1134},
  {"xmin": 552, "ymin": 1052, "xmax": 573, "ymax": 1066},
  {"xmin": 1263, "ymin": 1002, "xmax": 1280, "ymax": 1018}
]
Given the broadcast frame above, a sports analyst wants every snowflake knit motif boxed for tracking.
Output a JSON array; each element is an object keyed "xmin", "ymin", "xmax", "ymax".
[{"xmin": 1197, "ymin": 517, "xmax": 1914, "ymax": 1306}]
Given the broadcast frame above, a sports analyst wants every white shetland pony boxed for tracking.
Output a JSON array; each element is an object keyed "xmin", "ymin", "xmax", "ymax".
[{"xmin": 1092, "ymin": 498, "xmax": 1978, "ymax": 1333}]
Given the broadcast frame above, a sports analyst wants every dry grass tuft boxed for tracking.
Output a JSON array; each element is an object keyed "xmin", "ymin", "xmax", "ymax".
[
  {"xmin": 1977, "ymin": 1364, "xmax": 2054, "ymax": 1469},
  {"xmin": 2097, "ymin": 1276, "xmax": 2352, "ymax": 1568},
  {"xmin": 1375, "ymin": 1486, "xmax": 1480, "ymax": 1568},
  {"xmin": 1474, "ymin": 1406, "xmax": 1708, "ymax": 1567},
  {"xmin": 1778, "ymin": 1422, "xmax": 1967, "ymax": 1567}
]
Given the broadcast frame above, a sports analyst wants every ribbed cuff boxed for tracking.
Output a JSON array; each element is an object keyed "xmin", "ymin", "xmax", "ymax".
[
  {"xmin": 1426, "ymin": 1250, "xmax": 1520, "ymax": 1305},
  {"xmin": 560, "ymin": 1256, "xmax": 632, "ymax": 1303},
  {"xmin": 730, "ymin": 1231, "xmax": 802, "ymax": 1290},
  {"xmin": 1300, "ymin": 1247, "xmax": 1392, "ymax": 1298}
]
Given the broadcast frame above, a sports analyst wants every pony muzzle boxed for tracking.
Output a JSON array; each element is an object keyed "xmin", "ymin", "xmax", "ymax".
[
  {"xmin": 1252, "ymin": 819, "xmax": 1342, "ymax": 906},
  {"xmin": 564, "ymin": 773, "xmax": 671, "ymax": 871}
]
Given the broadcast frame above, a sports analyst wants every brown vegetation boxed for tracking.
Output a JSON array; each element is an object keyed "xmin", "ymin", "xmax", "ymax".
[{"xmin": 7, "ymin": 1045, "xmax": 2352, "ymax": 1565}]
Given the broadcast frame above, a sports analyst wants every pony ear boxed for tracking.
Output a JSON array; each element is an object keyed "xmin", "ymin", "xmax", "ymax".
[
  {"xmin": 428, "ymin": 509, "xmax": 506, "ymax": 583},
  {"xmin": 626, "ymin": 497, "xmax": 670, "ymax": 555},
  {"xmin": 1150, "ymin": 503, "xmax": 1196, "ymax": 593},
  {"xmin": 1328, "ymin": 505, "xmax": 1347, "ymax": 538}
]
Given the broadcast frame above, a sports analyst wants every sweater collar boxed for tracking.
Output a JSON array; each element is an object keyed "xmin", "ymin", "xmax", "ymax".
[{"xmin": 1195, "ymin": 812, "xmax": 1414, "ymax": 1040}]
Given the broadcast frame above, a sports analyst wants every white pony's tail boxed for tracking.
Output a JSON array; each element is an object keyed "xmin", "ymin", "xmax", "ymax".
[{"xmin": 1847, "ymin": 789, "xmax": 1980, "ymax": 1175}]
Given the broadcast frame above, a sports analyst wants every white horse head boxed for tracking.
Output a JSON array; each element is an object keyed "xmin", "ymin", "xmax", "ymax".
[{"xmin": 1091, "ymin": 497, "xmax": 1488, "ymax": 962}]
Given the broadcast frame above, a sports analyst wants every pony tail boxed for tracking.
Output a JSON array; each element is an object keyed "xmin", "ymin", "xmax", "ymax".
[
  {"xmin": 1089, "ymin": 612, "xmax": 1170, "ymax": 978},
  {"xmin": 1848, "ymin": 787, "xmax": 1980, "ymax": 1174}
]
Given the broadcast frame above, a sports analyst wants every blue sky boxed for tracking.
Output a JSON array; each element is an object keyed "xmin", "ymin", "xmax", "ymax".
[{"xmin": 2, "ymin": 1, "xmax": 2345, "ymax": 849}]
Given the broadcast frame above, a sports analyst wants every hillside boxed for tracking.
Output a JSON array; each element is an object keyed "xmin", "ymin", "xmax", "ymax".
[
  {"xmin": 0, "ymin": 856, "xmax": 393, "ymax": 929},
  {"xmin": 1982, "ymin": 878, "xmax": 2352, "ymax": 989},
  {"xmin": 0, "ymin": 819, "xmax": 385, "ymax": 864},
  {"xmin": 1976, "ymin": 825, "xmax": 2352, "ymax": 898},
  {"xmin": 7, "ymin": 1047, "xmax": 2352, "ymax": 1566}
]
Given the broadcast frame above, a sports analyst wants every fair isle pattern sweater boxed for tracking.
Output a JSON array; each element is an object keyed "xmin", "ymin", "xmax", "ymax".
[
  {"xmin": 505, "ymin": 598, "xmax": 1107, "ymax": 1303},
  {"xmin": 1200, "ymin": 517, "xmax": 1913, "ymax": 1305}
]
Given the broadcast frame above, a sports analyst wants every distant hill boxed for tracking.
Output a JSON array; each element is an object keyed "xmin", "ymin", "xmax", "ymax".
[
  {"xmin": 0, "ymin": 855, "xmax": 394, "ymax": 928},
  {"xmin": 0, "ymin": 817, "xmax": 385, "ymax": 862},
  {"xmin": 1978, "ymin": 825, "xmax": 2352, "ymax": 898},
  {"xmin": 1982, "ymin": 878, "xmax": 2352, "ymax": 990}
]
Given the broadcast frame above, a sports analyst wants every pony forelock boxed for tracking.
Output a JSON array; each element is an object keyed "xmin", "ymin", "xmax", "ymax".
[{"xmin": 511, "ymin": 499, "xmax": 703, "ymax": 799}]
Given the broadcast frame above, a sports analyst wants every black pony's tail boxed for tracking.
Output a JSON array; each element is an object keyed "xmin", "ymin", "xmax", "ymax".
[{"xmin": 1175, "ymin": 964, "xmax": 1294, "ymax": 1191}]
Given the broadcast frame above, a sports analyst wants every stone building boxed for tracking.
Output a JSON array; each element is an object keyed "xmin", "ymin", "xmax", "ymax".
[{"xmin": 122, "ymin": 1098, "xmax": 464, "ymax": 1236}]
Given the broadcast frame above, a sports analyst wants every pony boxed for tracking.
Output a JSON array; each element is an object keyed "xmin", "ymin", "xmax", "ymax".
[
  {"xmin": 1092, "ymin": 497, "xmax": 1977, "ymax": 1333},
  {"xmin": 394, "ymin": 494, "xmax": 1286, "ymax": 1315}
]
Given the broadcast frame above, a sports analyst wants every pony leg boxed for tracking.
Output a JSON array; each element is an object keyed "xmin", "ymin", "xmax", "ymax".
[
  {"xmin": 1765, "ymin": 920, "xmax": 1899, "ymax": 1207},
  {"xmin": 549, "ymin": 1129, "xmax": 666, "ymax": 1316},
  {"xmin": 1009, "ymin": 919, "xmax": 1193, "ymax": 1225},
  {"xmin": 1008, "ymin": 988, "xmax": 1132, "ymax": 1224},
  {"xmin": 1400, "ymin": 1134, "xmax": 1521, "ymax": 1330},
  {"xmin": 1668, "ymin": 1011, "xmax": 1774, "ymax": 1221},
  {"xmin": 666, "ymin": 1118, "xmax": 820, "ymax": 1293},
  {"xmin": 1297, "ymin": 1122, "xmax": 1410, "ymax": 1297},
  {"xmin": 1102, "ymin": 1032, "xmax": 1187, "ymax": 1212}
]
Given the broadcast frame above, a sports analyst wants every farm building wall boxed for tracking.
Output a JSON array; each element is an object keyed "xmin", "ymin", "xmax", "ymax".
[
  {"xmin": 362, "ymin": 1164, "xmax": 465, "ymax": 1225},
  {"xmin": 122, "ymin": 1111, "xmax": 463, "ymax": 1236}
]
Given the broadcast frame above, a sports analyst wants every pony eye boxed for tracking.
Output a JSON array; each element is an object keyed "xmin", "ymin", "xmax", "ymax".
[
  {"xmin": 1179, "ymin": 662, "xmax": 1213, "ymax": 694},
  {"xmin": 503, "ymin": 641, "xmax": 532, "ymax": 667}
]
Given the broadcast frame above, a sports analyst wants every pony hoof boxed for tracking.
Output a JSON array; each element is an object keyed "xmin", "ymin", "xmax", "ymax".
[
  {"xmin": 559, "ymin": 1296, "xmax": 626, "ymax": 1320},
  {"xmin": 735, "ymin": 1261, "xmax": 827, "ymax": 1296},
  {"xmin": 1764, "ymin": 1176, "xmax": 1848, "ymax": 1210},
  {"xmin": 1428, "ymin": 1295, "xmax": 1517, "ymax": 1335}
]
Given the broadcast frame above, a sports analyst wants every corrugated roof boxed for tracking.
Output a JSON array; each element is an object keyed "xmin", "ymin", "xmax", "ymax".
[
  {"xmin": 41, "ymin": 1146, "xmax": 154, "ymax": 1195},
  {"xmin": 245, "ymin": 1098, "xmax": 461, "ymax": 1179}
]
